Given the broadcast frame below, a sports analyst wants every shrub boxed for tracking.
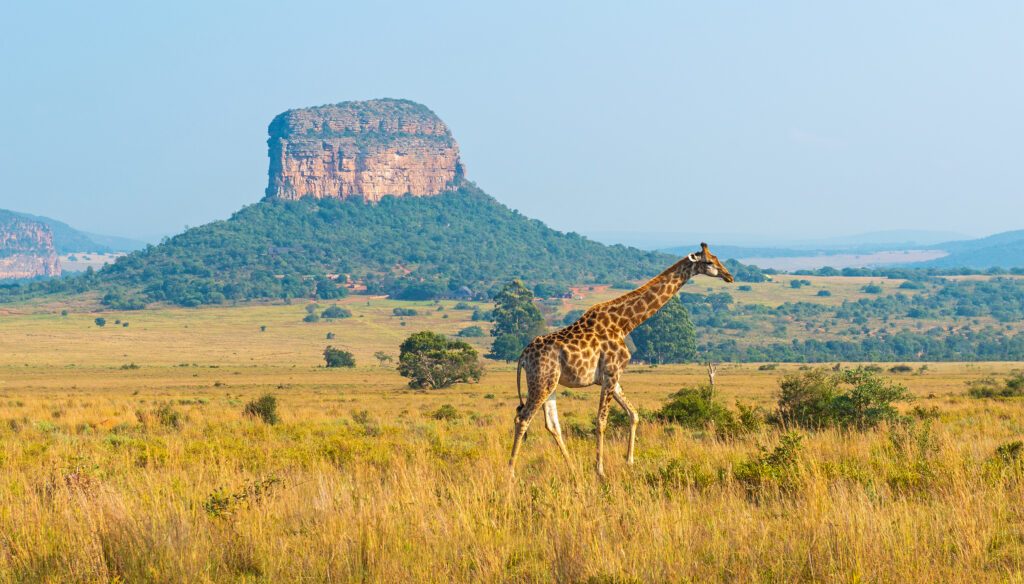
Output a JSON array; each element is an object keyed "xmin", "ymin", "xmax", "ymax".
[
  {"xmin": 303, "ymin": 313, "xmax": 320, "ymax": 323},
  {"xmin": 431, "ymin": 404, "xmax": 461, "ymax": 421},
  {"xmin": 889, "ymin": 364, "xmax": 914, "ymax": 374},
  {"xmin": 94, "ymin": 317, "xmax": 106, "ymax": 327},
  {"xmin": 655, "ymin": 385, "xmax": 764, "ymax": 437},
  {"xmin": 60, "ymin": 309, "xmax": 68, "ymax": 317},
  {"xmin": 393, "ymin": 307, "xmax": 418, "ymax": 317},
  {"xmin": 470, "ymin": 308, "xmax": 494, "ymax": 322},
  {"xmin": 398, "ymin": 331, "xmax": 483, "ymax": 389},
  {"xmin": 453, "ymin": 302, "xmax": 473, "ymax": 310},
  {"xmin": 153, "ymin": 403, "xmax": 184, "ymax": 430},
  {"xmin": 243, "ymin": 395, "xmax": 279, "ymax": 424},
  {"xmin": 321, "ymin": 305, "xmax": 352, "ymax": 319},
  {"xmin": 656, "ymin": 385, "xmax": 732, "ymax": 429},
  {"xmin": 305, "ymin": 303, "xmax": 320, "ymax": 314},
  {"xmin": 758, "ymin": 363, "xmax": 778, "ymax": 371},
  {"xmin": 734, "ymin": 432, "xmax": 804, "ymax": 493},
  {"xmin": 456, "ymin": 325, "xmax": 485, "ymax": 338},
  {"xmin": 737, "ymin": 285, "xmax": 752, "ymax": 292},
  {"xmin": 323, "ymin": 346, "xmax": 356, "ymax": 368},
  {"xmin": 885, "ymin": 420, "xmax": 940, "ymax": 493},
  {"xmin": 774, "ymin": 367, "xmax": 911, "ymax": 429},
  {"xmin": 259, "ymin": 325, "xmax": 267, "ymax": 332},
  {"xmin": 967, "ymin": 371, "xmax": 1024, "ymax": 398},
  {"xmin": 326, "ymin": 332, "xmax": 335, "ymax": 340},
  {"xmin": 816, "ymin": 289, "xmax": 832, "ymax": 297},
  {"xmin": 861, "ymin": 283, "xmax": 883, "ymax": 294}
]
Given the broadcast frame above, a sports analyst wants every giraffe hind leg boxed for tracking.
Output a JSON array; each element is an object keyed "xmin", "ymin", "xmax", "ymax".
[
  {"xmin": 542, "ymin": 393, "xmax": 573, "ymax": 469},
  {"xmin": 509, "ymin": 361, "xmax": 556, "ymax": 476}
]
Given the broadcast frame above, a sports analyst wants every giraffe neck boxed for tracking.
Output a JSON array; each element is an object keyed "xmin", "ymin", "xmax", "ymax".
[{"xmin": 605, "ymin": 257, "xmax": 695, "ymax": 333}]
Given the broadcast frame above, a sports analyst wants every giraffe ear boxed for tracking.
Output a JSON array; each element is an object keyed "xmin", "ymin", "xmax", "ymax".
[{"xmin": 687, "ymin": 253, "xmax": 699, "ymax": 263}]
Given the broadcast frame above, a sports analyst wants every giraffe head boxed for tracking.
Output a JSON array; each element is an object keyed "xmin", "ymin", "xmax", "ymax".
[{"xmin": 688, "ymin": 242, "xmax": 734, "ymax": 283}]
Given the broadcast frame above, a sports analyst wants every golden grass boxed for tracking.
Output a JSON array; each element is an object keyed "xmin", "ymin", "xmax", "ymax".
[
  {"xmin": 2, "ymin": 302, "xmax": 1024, "ymax": 582},
  {"xmin": 2, "ymin": 357, "xmax": 1024, "ymax": 582}
]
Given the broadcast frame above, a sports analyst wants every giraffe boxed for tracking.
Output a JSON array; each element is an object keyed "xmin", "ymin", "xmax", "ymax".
[{"xmin": 509, "ymin": 243, "xmax": 734, "ymax": 477}]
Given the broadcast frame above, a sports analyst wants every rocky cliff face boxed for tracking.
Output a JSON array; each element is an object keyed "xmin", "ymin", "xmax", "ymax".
[
  {"xmin": 0, "ymin": 213, "xmax": 61, "ymax": 279},
  {"xmin": 265, "ymin": 99, "xmax": 463, "ymax": 202}
]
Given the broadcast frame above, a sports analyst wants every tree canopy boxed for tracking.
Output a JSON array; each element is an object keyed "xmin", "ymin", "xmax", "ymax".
[{"xmin": 488, "ymin": 280, "xmax": 547, "ymax": 361}]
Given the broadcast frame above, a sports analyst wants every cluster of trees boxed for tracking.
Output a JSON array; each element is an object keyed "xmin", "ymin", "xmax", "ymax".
[{"xmin": 679, "ymin": 277, "xmax": 1024, "ymax": 361}]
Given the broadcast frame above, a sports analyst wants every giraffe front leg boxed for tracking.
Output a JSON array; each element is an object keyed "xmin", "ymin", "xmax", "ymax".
[
  {"xmin": 612, "ymin": 383, "xmax": 639, "ymax": 465},
  {"xmin": 595, "ymin": 380, "xmax": 616, "ymax": 478}
]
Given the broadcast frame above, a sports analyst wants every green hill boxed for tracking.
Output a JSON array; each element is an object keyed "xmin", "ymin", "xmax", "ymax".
[
  {"xmin": 924, "ymin": 230, "xmax": 1024, "ymax": 269},
  {"xmin": 91, "ymin": 183, "xmax": 677, "ymax": 306}
]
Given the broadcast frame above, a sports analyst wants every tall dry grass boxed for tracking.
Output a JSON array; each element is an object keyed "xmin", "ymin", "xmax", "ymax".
[{"xmin": 2, "ymin": 378, "xmax": 1023, "ymax": 583}]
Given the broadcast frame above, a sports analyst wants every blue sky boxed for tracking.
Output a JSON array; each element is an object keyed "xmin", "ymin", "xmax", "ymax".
[{"xmin": 1, "ymin": 1, "xmax": 1021, "ymax": 244}]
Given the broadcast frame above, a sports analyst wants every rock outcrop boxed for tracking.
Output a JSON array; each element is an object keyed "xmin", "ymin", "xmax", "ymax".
[
  {"xmin": 0, "ymin": 212, "xmax": 61, "ymax": 279},
  {"xmin": 265, "ymin": 99, "xmax": 464, "ymax": 202}
]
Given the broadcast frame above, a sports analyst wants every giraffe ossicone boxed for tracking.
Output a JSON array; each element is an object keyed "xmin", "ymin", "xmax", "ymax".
[{"xmin": 508, "ymin": 244, "xmax": 734, "ymax": 478}]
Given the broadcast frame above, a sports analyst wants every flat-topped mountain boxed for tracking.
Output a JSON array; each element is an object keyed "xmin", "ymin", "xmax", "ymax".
[
  {"xmin": 0, "ymin": 211, "xmax": 61, "ymax": 280},
  {"xmin": 265, "ymin": 99, "xmax": 463, "ymax": 202}
]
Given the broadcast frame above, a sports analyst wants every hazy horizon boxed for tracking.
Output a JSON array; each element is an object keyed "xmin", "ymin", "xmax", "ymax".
[{"xmin": 2, "ymin": 1, "xmax": 1021, "ymax": 243}]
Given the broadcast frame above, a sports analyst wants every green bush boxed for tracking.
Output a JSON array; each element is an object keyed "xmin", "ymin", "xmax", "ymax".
[
  {"xmin": 656, "ymin": 385, "xmax": 732, "ymax": 429},
  {"xmin": 302, "ymin": 313, "xmax": 320, "ymax": 323},
  {"xmin": 243, "ymin": 394, "xmax": 279, "ymax": 425},
  {"xmin": 321, "ymin": 305, "xmax": 352, "ymax": 319},
  {"xmin": 154, "ymin": 403, "xmax": 184, "ymax": 430},
  {"xmin": 816, "ymin": 289, "xmax": 832, "ymax": 297},
  {"xmin": 94, "ymin": 317, "xmax": 106, "ymax": 327},
  {"xmin": 456, "ymin": 325, "xmax": 485, "ymax": 338},
  {"xmin": 393, "ymin": 307, "xmax": 418, "ymax": 317},
  {"xmin": 655, "ymin": 385, "xmax": 764, "ymax": 437},
  {"xmin": 323, "ymin": 346, "xmax": 356, "ymax": 368},
  {"xmin": 431, "ymin": 404, "xmax": 461, "ymax": 422},
  {"xmin": 734, "ymin": 432, "xmax": 804, "ymax": 493},
  {"xmin": 967, "ymin": 371, "xmax": 1024, "ymax": 398},
  {"xmin": 774, "ymin": 368, "xmax": 911, "ymax": 430},
  {"xmin": 398, "ymin": 331, "xmax": 483, "ymax": 389}
]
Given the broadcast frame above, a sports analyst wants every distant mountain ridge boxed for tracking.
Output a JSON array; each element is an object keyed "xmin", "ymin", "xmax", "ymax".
[
  {"xmin": 661, "ymin": 229, "xmax": 1024, "ymax": 270},
  {"xmin": 921, "ymin": 230, "xmax": 1024, "ymax": 269},
  {"xmin": 0, "ymin": 210, "xmax": 61, "ymax": 279},
  {"xmin": 2, "ymin": 209, "xmax": 145, "ymax": 253}
]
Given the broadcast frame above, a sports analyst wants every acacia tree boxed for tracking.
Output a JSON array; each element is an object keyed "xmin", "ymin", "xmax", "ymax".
[
  {"xmin": 398, "ymin": 331, "xmax": 483, "ymax": 389},
  {"xmin": 488, "ymin": 280, "xmax": 546, "ymax": 361},
  {"xmin": 629, "ymin": 296, "xmax": 697, "ymax": 364}
]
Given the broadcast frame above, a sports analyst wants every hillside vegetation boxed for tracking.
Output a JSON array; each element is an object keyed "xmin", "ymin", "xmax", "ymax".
[{"xmin": 8, "ymin": 184, "xmax": 683, "ymax": 306}]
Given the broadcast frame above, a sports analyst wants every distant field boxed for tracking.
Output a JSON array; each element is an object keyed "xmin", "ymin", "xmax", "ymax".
[{"xmin": 59, "ymin": 252, "xmax": 125, "ymax": 272}]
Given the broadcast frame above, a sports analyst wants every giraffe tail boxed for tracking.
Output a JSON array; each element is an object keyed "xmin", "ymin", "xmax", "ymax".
[{"xmin": 515, "ymin": 356, "xmax": 525, "ymax": 415}]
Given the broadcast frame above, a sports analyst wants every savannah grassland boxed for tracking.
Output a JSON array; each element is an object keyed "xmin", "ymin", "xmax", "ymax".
[{"xmin": 2, "ymin": 287, "xmax": 1024, "ymax": 582}]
